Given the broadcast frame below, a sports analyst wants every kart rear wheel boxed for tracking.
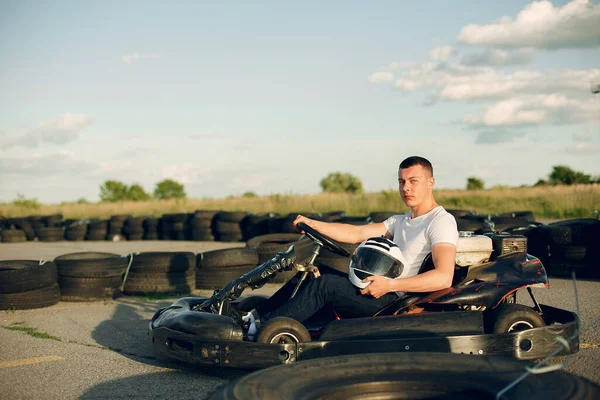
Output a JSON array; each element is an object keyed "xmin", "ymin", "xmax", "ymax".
[
  {"xmin": 492, "ymin": 303, "xmax": 545, "ymax": 334},
  {"xmin": 257, "ymin": 317, "xmax": 311, "ymax": 344}
]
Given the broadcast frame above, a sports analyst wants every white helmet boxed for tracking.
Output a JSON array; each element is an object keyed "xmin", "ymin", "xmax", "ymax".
[{"xmin": 348, "ymin": 237, "xmax": 405, "ymax": 289}]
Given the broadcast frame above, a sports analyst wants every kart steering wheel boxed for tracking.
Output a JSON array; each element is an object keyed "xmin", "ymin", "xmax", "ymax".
[{"xmin": 297, "ymin": 222, "xmax": 350, "ymax": 257}]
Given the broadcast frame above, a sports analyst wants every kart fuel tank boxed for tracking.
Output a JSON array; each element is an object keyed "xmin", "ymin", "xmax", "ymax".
[{"xmin": 455, "ymin": 234, "xmax": 493, "ymax": 267}]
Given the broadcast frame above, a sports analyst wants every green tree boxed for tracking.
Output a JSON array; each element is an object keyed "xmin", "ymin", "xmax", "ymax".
[
  {"xmin": 99, "ymin": 180, "xmax": 129, "ymax": 202},
  {"xmin": 154, "ymin": 179, "xmax": 186, "ymax": 200},
  {"xmin": 127, "ymin": 183, "xmax": 151, "ymax": 201},
  {"xmin": 548, "ymin": 165, "xmax": 591, "ymax": 185},
  {"xmin": 534, "ymin": 179, "xmax": 547, "ymax": 187},
  {"xmin": 466, "ymin": 177, "xmax": 485, "ymax": 190},
  {"xmin": 320, "ymin": 172, "xmax": 364, "ymax": 194}
]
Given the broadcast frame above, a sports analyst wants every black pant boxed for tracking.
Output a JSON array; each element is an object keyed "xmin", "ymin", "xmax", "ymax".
[{"xmin": 255, "ymin": 264, "xmax": 398, "ymax": 323}]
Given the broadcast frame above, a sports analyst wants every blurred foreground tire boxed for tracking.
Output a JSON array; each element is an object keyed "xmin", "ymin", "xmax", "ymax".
[{"xmin": 210, "ymin": 352, "xmax": 600, "ymax": 400}]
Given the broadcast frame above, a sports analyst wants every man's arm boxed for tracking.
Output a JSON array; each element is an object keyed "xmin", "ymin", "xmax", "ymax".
[
  {"xmin": 293, "ymin": 215, "xmax": 391, "ymax": 244},
  {"xmin": 361, "ymin": 242, "xmax": 456, "ymax": 298}
]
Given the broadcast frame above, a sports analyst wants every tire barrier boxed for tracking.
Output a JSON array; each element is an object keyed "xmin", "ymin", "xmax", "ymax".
[
  {"xmin": 122, "ymin": 252, "xmax": 196, "ymax": 295},
  {"xmin": 65, "ymin": 222, "xmax": 88, "ymax": 241},
  {"xmin": 54, "ymin": 252, "xmax": 130, "ymax": 301},
  {"xmin": 0, "ymin": 228, "xmax": 27, "ymax": 243},
  {"xmin": 210, "ymin": 352, "xmax": 600, "ymax": 400},
  {"xmin": 526, "ymin": 219, "xmax": 599, "ymax": 278},
  {"xmin": 246, "ymin": 233, "xmax": 314, "ymax": 283},
  {"xmin": 0, "ymin": 260, "xmax": 60, "ymax": 309},
  {"xmin": 196, "ymin": 248, "xmax": 259, "ymax": 289},
  {"xmin": 37, "ymin": 227, "xmax": 65, "ymax": 242},
  {"xmin": 107, "ymin": 215, "xmax": 129, "ymax": 241},
  {"xmin": 214, "ymin": 211, "xmax": 249, "ymax": 242}
]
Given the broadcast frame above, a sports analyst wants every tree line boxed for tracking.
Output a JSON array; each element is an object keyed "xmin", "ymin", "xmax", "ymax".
[{"xmin": 99, "ymin": 179, "xmax": 186, "ymax": 202}]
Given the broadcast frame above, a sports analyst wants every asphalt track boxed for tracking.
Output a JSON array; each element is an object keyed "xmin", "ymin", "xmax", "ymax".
[{"xmin": 0, "ymin": 241, "xmax": 598, "ymax": 399}]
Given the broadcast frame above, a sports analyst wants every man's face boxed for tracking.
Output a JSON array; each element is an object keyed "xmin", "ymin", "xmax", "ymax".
[{"xmin": 398, "ymin": 165, "xmax": 434, "ymax": 208}]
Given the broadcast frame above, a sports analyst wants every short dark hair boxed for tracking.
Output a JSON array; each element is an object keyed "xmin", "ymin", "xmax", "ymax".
[{"xmin": 399, "ymin": 156, "xmax": 433, "ymax": 177}]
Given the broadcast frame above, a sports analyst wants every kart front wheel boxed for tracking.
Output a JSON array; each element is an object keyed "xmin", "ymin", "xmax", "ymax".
[
  {"xmin": 257, "ymin": 317, "xmax": 311, "ymax": 344},
  {"xmin": 492, "ymin": 304, "xmax": 545, "ymax": 334}
]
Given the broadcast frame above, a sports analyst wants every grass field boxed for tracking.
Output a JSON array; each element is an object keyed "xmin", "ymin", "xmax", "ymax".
[{"xmin": 1, "ymin": 184, "xmax": 599, "ymax": 220}]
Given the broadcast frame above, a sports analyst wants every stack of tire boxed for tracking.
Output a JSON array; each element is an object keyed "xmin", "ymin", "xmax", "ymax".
[
  {"xmin": 122, "ymin": 252, "xmax": 196, "ymax": 295},
  {"xmin": 275, "ymin": 213, "xmax": 322, "ymax": 234},
  {"xmin": 526, "ymin": 218, "xmax": 600, "ymax": 278},
  {"xmin": 64, "ymin": 220, "xmax": 88, "ymax": 241},
  {"xmin": 453, "ymin": 211, "xmax": 536, "ymax": 234},
  {"xmin": 54, "ymin": 252, "xmax": 129, "ymax": 301},
  {"xmin": 123, "ymin": 217, "xmax": 145, "ymax": 241},
  {"xmin": 86, "ymin": 220, "xmax": 109, "ymax": 241},
  {"xmin": 37, "ymin": 226, "xmax": 65, "ymax": 242},
  {"xmin": 196, "ymin": 248, "xmax": 259, "ymax": 289},
  {"xmin": 2, "ymin": 218, "xmax": 36, "ymax": 241},
  {"xmin": 106, "ymin": 215, "xmax": 129, "ymax": 241},
  {"xmin": 0, "ymin": 225, "xmax": 28, "ymax": 243},
  {"xmin": 143, "ymin": 217, "xmax": 160, "ymax": 240},
  {"xmin": 240, "ymin": 213, "xmax": 278, "ymax": 240},
  {"xmin": 190, "ymin": 210, "xmax": 218, "ymax": 241},
  {"xmin": 246, "ymin": 233, "xmax": 314, "ymax": 283},
  {"xmin": 214, "ymin": 211, "xmax": 248, "ymax": 242},
  {"xmin": 0, "ymin": 260, "xmax": 60, "ymax": 309}
]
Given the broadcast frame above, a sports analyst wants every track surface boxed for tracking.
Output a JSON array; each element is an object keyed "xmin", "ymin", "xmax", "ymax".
[{"xmin": 0, "ymin": 241, "xmax": 598, "ymax": 399}]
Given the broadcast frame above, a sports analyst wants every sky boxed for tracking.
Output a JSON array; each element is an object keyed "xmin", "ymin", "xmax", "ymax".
[{"xmin": 1, "ymin": 0, "xmax": 599, "ymax": 203}]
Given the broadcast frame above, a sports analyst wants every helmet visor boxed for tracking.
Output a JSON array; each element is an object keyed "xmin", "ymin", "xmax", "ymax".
[{"xmin": 349, "ymin": 247, "xmax": 403, "ymax": 280}]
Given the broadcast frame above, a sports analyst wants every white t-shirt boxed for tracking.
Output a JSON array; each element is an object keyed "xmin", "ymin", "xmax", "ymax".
[{"xmin": 383, "ymin": 206, "xmax": 458, "ymax": 283}]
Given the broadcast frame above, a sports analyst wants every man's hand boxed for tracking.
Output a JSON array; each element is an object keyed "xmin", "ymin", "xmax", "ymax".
[
  {"xmin": 360, "ymin": 276, "xmax": 393, "ymax": 298},
  {"xmin": 293, "ymin": 215, "xmax": 314, "ymax": 233}
]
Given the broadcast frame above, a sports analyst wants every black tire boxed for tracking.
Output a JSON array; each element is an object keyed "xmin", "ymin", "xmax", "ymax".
[
  {"xmin": 0, "ymin": 261, "xmax": 58, "ymax": 294},
  {"xmin": 198, "ymin": 248, "xmax": 259, "ymax": 269},
  {"xmin": 210, "ymin": 352, "xmax": 600, "ymax": 400},
  {"xmin": 0, "ymin": 282, "xmax": 60, "ymax": 310},
  {"xmin": 37, "ymin": 227, "xmax": 64, "ymax": 242},
  {"xmin": 196, "ymin": 264, "xmax": 256, "ymax": 289},
  {"xmin": 5, "ymin": 218, "xmax": 36, "ymax": 240},
  {"xmin": 256, "ymin": 317, "xmax": 311, "ymax": 344},
  {"xmin": 129, "ymin": 252, "xmax": 195, "ymax": 273},
  {"xmin": 234, "ymin": 295, "xmax": 269, "ymax": 312},
  {"xmin": 54, "ymin": 252, "xmax": 129, "ymax": 278},
  {"xmin": 552, "ymin": 245, "xmax": 587, "ymax": 262},
  {"xmin": 64, "ymin": 224, "xmax": 88, "ymax": 241},
  {"xmin": 1, "ymin": 229, "xmax": 27, "ymax": 243},
  {"xmin": 491, "ymin": 304, "xmax": 545, "ymax": 334},
  {"xmin": 58, "ymin": 276, "xmax": 123, "ymax": 301},
  {"xmin": 216, "ymin": 211, "xmax": 249, "ymax": 223},
  {"xmin": 247, "ymin": 233, "xmax": 314, "ymax": 264},
  {"xmin": 86, "ymin": 230, "xmax": 108, "ymax": 241}
]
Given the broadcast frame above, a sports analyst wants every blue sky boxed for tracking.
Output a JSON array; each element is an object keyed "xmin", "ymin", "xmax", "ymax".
[{"xmin": 1, "ymin": 0, "xmax": 599, "ymax": 203}]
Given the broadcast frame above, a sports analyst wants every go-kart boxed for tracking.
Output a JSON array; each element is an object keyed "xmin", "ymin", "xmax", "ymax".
[{"xmin": 148, "ymin": 223, "xmax": 579, "ymax": 369}]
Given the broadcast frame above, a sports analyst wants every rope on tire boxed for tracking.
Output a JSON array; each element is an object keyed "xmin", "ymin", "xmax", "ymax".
[
  {"xmin": 119, "ymin": 253, "xmax": 137, "ymax": 292},
  {"xmin": 39, "ymin": 259, "xmax": 48, "ymax": 265},
  {"xmin": 496, "ymin": 270, "xmax": 584, "ymax": 399}
]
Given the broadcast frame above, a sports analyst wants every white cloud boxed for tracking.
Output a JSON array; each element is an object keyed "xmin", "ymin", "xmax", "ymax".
[
  {"xmin": 429, "ymin": 46, "xmax": 455, "ymax": 61},
  {"xmin": 1, "ymin": 113, "xmax": 95, "ymax": 149},
  {"xmin": 121, "ymin": 52, "xmax": 160, "ymax": 64},
  {"xmin": 368, "ymin": 71, "xmax": 394, "ymax": 84},
  {"xmin": 461, "ymin": 48, "xmax": 535, "ymax": 66},
  {"xmin": 457, "ymin": 0, "xmax": 600, "ymax": 49}
]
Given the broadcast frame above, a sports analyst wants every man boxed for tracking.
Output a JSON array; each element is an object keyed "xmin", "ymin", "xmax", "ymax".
[{"xmin": 243, "ymin": 156, "xmax": 458, "ymax": 337}]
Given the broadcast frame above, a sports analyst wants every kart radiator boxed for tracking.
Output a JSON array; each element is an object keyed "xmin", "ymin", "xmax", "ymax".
[{"xmin": 489, "ymin": 234, "xmax": 527, "ymax": 258}]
